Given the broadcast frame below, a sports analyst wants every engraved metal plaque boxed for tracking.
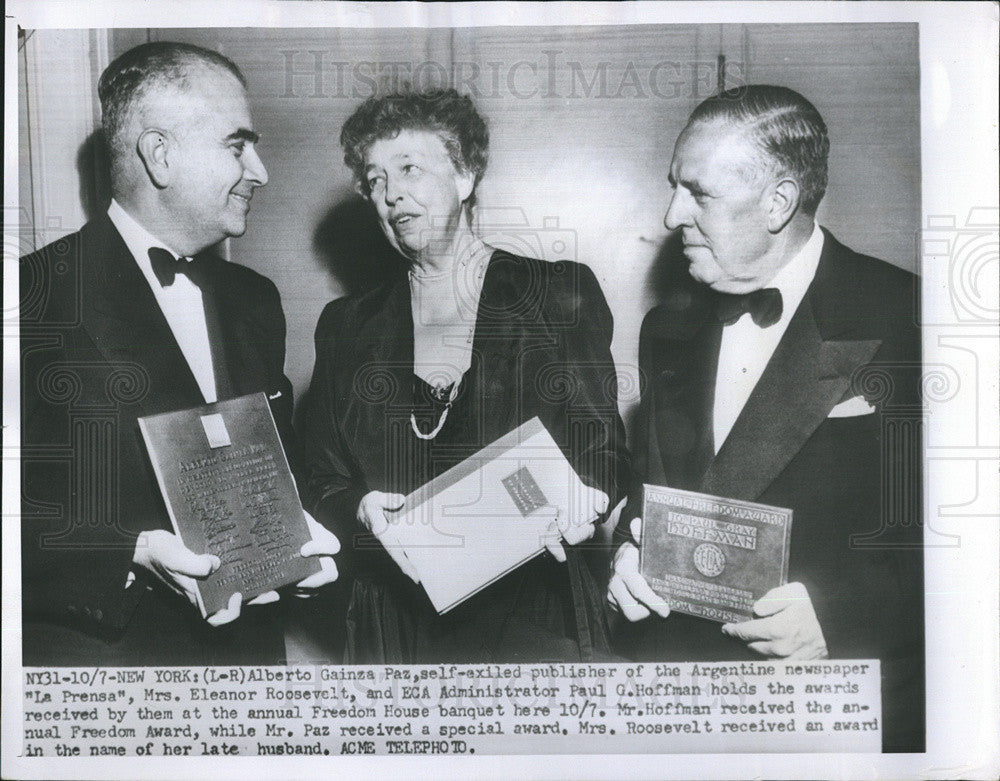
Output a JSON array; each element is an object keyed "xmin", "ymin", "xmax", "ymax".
[
  {"xmin": 138, "ymin": 393, "xmax": 319, "ymax": 616},
  {"xmin": 640, "ymin": 484, "xmax": 792, "ymax": 623}
]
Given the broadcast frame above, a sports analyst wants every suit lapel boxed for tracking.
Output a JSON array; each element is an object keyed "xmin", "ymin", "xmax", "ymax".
[
  {"xmin": 342, "ymin": 279, "xmax": 414, "ymax": 485},
  {"xmin": 699, "ymin": 253, "xmax": 881, "ymax": 502},
  {"xmin": 637, "ymin": 283, "xmax": 722, "ymax": 490},
  {"xmin": 366, "ymin": 277, "xmax": 414, "ymax": 408},
  {"xmin": 81, "ymin": 216, "xmax": 203, "ymax": 412},
  {"xmin": 202, "ymin": 258, "xmax": 256, "ymax": 397},
  {"xmin": 651, "ymin": 318, "xmax": 722, "ymax": 490},
  {"xmin": 474, "ymin": 252, "xmax": 540, "ymax": 427}
]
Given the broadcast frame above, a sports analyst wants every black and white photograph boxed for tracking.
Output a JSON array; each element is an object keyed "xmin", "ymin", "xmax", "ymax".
[{"xmin": 3, "ymin": 1, "xmax": 998, "ymax": 779}]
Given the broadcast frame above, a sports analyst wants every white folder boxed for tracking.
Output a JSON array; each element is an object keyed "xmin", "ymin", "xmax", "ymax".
[{"xmin": 390, "ymin": 417, "xmax": 596, "ymax": 613}]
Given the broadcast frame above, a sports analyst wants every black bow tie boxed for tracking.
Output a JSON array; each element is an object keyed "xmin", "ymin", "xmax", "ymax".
[
  {"xmin": 714, "ymin": 287, "xmax": 783, "ymax": 328},
  {"xmin": 148, "ymin": 247, "xmax": 203, "ymax": 288}
]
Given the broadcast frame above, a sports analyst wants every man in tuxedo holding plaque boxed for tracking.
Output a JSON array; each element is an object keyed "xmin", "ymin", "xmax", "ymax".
[
  {"xmin": 607, "ymin": 86, "xmax": 924, "ymax": 751},
  {"xmin": 21, "ymin": 42, "xmax": 340, "ymax": 666}
]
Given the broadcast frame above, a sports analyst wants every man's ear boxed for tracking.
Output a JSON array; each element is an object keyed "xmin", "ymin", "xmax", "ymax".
[
  {"xmin": 767, "ymin": 177, "xmax": 801, "ymax": 233},
  {"xmin": 136, "ymin": 128, "xmax": 171, "ymax": 189}
]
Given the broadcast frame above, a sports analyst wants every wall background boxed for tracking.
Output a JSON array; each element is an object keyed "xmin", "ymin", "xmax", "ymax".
[{"xmin": 19, "ymin": 23, "xmax": 921, "ymax": 426}]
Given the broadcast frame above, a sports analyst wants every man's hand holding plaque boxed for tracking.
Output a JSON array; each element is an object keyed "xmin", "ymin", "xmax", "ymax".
[
  {"xmin": 139, "ymin": 393, "xmax": 342, "ymax": 621},
  {"xmin": 721, "ymin": 581, "xmax": 828, "ymax": 660},
  {"xmin": 292, "ymin": 510, "xmax": 341, "ymax": 597},
  {"xmin": 607, "ymin": 518, "xmax": 671, "ymax": 622},
  {"xmin": 132, "ymin": 509, "xmax": 340, "ymax": 625},
  {"xmin": 608, "ymin": 486, "xmax": 826, "ymax": 660}
]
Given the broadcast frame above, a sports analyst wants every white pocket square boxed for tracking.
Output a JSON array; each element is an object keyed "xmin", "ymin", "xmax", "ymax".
[
  {"xmin": 268, "ymin": 391, "xmax": 283, "ymax": 400},
  {"xmin": 828, "ymin": 395, "xmax": 876, "ymax": 418}
]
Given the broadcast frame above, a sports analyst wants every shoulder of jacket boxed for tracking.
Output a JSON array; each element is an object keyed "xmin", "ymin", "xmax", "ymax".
[{"xmin": 816, "ymin": 228, "xmax": 918, "ymax": 340}]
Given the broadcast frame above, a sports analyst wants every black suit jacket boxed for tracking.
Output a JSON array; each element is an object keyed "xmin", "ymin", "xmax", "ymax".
[
  {"xmin": 301, "ymin": 251, "xmax": 629, "ymax": 659},
  {"xmin": 21, "ymin": 213, "xmax": 294, "ymax": 666},
  {"xmin": 616, "ymin": 229, "xmax": 924, "ymax": 751}
]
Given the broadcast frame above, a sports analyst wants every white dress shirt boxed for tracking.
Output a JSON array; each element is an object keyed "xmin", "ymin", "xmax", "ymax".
[
  {"xmin": 712, "ymin": 223, "xmax": 824, "ymax": 453},
  {"xmin": 107, "ymin": 200, "xmax": 217, "ymax": 403}
]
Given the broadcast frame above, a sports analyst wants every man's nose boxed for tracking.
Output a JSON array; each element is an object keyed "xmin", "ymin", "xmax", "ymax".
[
  {"xmin": 244, "ymin": 146, "xmax": 268, "ymax": 187},
  {"xmin": 663, "ymin": 190, "xmax": 689, "ymax": 231}
]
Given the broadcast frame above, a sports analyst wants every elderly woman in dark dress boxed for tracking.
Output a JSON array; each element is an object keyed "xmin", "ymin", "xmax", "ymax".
[{"xmin": 301, "ymin": 88, "xmax": 628, "ymax": 663}]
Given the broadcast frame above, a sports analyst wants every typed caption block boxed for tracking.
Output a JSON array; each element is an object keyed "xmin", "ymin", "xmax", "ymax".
[{"xmin": 21, "ymin": 661, "xmax": 881, "ymax": 756}]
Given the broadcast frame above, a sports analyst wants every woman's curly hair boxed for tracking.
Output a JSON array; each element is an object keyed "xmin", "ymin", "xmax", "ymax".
[{"xmin": 341, "ymin": 87, "xmax": 489, "ymax": 211}]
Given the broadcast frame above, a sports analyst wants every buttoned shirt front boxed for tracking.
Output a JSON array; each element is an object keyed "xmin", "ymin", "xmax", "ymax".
[
  {"xmin": 107, "ymin": 200, "xmax": 217, "ymax": 403},
  {"xmin": 712, "ymin": 223, "xmax": 824, "ymax": 453}
]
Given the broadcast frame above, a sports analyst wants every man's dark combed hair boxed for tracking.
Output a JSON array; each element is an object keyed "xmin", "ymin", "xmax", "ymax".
[
  {"xmin": 690, "ymin": 84, "xmax": 830, "ymax": 215},
  {"xmin": 340, "ymin": 87, "xmax": 489, "ymax": 210},
  {"xmin": 98, "ymin": 41, "xmax": 246, "ymax": 160}
]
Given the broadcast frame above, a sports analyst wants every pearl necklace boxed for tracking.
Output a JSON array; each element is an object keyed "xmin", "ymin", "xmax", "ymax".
[
  {"xmin": 410, "ymin": 375, "xmax": 463, "ymax": 440},
  {"xmin": 407, "ymin": 242, "xmax": 491, "ymax": 441}
]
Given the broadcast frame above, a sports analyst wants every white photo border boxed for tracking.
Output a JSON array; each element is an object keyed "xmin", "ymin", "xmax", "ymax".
[{"xmin": 3, "ymin": 2, "xmax": 998, "ymax": 779}]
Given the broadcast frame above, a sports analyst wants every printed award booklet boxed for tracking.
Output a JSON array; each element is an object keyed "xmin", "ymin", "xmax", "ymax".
[
  {"xmin": 138, "ymin": 392, "xmax": 319, "ymax": 616},
  {"xmin": 391, "ymin": 417, "xmax": 597, "ymax": 614},
  {"xmin": 640, "ymin": 484, "xmax": 792, "ymax": 623}
]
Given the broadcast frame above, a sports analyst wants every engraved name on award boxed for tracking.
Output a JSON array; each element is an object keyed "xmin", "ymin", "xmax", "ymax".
[
  {"xmin": 138, "ymin": 392, "xmax": 319, "ymax": 617},
  {"xmin": 640, "ymin": 484, "xmax": 792, "ymax": 623}
]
